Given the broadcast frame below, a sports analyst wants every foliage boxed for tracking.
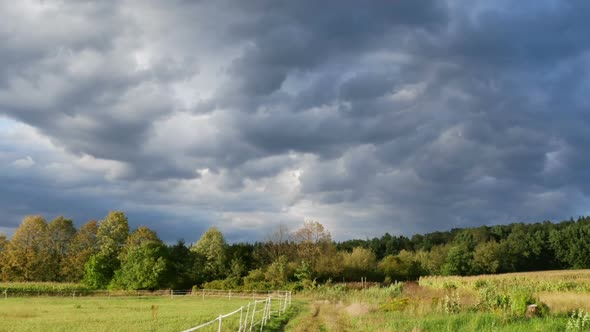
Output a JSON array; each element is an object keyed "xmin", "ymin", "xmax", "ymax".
[
  {"xmin": 1, "ymin": 216, "xmax": 52, "ymax": 281},
  {"xmin": 5, "ymin": 212, "xmax": 590, "ymax": 293},
  {"xmin": 61, "ymin": 220, "xmax": 98, "ymax": 282},
  {"xmin": 380, "ymin": 297, "xmax": 410, "ymax": 312},
  {"xmin": 97, "ymin": 211, "xmax": 129, "ymax": 257},
  {"xmin": 191, "ymin": 227, "xmax": 228, "ymax": 281},
  {"xmin": 110, "ymin": 241, "xmax": 168, "ymax": 290},
  {"xmin": 379, "ymin": 250, "xmax": 423, "ymax": 281},
  {"xmin": 84, "ymin": 254, "xmax": 118, "ymax": 289},
  {"xmin": 341, "ymin": 247, "xmax": 378, "ymax": 281},
  {"xmin": 441, "ymin": 243, "xmax": 473, "ymax": 276}
]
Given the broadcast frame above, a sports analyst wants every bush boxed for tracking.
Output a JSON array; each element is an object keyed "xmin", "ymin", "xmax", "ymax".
[{"xmin": 380, "ymin": 297, "xmax": 410, "ymax": 312}]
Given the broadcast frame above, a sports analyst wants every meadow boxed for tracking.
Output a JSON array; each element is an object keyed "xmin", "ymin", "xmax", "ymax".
[
  {"xmin": 0, "ymin": 296, "xmax": 264, "ymax": 332},
  {"xmin": 282, "ymin": 270, "xmax": 590, "ymax": 331},
  {"xmin": 4, "ymin": 270, "xmax": 590, "ymax": 331}
]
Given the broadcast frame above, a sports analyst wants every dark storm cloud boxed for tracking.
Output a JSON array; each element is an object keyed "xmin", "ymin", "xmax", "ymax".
[{"xmin": 1, "ymin": 0, "xmax": 590, "ymax": 241}]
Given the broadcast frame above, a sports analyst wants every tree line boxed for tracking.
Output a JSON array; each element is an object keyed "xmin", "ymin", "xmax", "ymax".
[{"xmin": 1, "ymin": 212, "xmax": 590, "ymax": 290}]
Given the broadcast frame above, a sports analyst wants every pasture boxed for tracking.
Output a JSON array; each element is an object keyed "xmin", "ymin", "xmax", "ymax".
[
  {"xmin": 0, "ymin": 296, "xmax": 258, "ymax": 332},
  {"xmin": 4, "ymin": 270, "xmax": 590, "ymax": 331}
]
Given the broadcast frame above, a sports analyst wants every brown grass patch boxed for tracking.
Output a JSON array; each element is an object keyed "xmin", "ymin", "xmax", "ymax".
[
  {"xmin": 345, "ymin": 303, "xmax": 370, "ymax": 316},
  {"xmin": 538, "ymin": 292, "xmax": 590, "ymax": 313}
]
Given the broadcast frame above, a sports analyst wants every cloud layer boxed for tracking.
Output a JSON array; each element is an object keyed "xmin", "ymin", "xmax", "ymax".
[{"xmin": 1, "ymin": 0, "xmax": 590, "ymax": 242}]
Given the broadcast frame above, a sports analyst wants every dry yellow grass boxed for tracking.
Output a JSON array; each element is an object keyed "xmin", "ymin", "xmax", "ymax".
[
  {"xmin": 420, "ymin": 269, "xmax": 590, "ymax": 293},
  {"xmin": 538, "ymin": 292, "xmax": 590, "ymax": 313}
]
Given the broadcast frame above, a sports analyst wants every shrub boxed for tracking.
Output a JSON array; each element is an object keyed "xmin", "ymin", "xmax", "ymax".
[{"xmin": 380, "ymin": 297, "xmax": 410, "ymax": 312}]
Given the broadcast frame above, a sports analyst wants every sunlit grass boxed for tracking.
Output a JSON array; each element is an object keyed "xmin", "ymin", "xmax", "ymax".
[{"xmin": 0, "ymin": 296, "xmax": 254, "ymax": 332}]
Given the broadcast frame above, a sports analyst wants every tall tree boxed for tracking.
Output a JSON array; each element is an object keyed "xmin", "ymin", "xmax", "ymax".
[
  {"xmin": 2, "ymin": 216, "xmax": 51, "ymax": 281},
  {"xmin": 47, "ymin": 216, "xmax": 76, "ymax": 281},
  {"xmin": 166, "ymin": 240, "xmax": 198, "ymax": 289},
  {"xmin": 97, "ymin": 211, "xmax": 129, "ymax": 257},
  {"xmin": 264, "ymin": 224, "xmax": 291, "ymax": 263},
  {"xmin": 119, "ymin": 226, "xmax": 161, "ymax": 261},
  {"xmin": 191, "ymin": 227, "xmax": 227, "ymax": 281},
  {"xmin": 62, "ymin": 220, "xmax": 98, "ymax": 282},
  {"xmin": 111, "ymin": 241, "xmax": 168, "ymax": 290},
  {"xmin": 0, "ymin": 233, "xmax": 7, "ymax": 280},
  {"xmin": 293, "ymin": 221, "xmax": 333, "ymax": 276},
  {"xmin": 84, "ymin": 211, "xmax": 129, "ymax": 288}
]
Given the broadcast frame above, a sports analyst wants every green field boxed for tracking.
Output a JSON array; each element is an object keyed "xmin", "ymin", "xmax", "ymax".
[
  {"xmin": 0, "ymin": 296, "xmax": 261, "ymax": 332},
  {"xmin": 4, "ymin": 270, "xmax": 590, "ymax": 331}
]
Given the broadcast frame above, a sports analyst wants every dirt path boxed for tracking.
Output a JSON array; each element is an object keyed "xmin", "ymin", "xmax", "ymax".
[{"xmin": 284, "ymin": 301, "xmax": 370, "ymax": 332}]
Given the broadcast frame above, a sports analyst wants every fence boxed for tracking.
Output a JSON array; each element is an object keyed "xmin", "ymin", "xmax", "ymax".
[
  {"xmin": 0, "ymin": 288, "xmax": 288, "ymax": 300},
  {"xmin": 180, "ymin": 291, "xmax": 292, "ymax": 332},
  {"xmin": 1, "ymin": 287, "xmax": 293, "ymax": 332}
]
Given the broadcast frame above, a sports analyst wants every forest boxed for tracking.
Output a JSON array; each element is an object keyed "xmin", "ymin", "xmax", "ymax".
[{"xmin": 1, "ymin": 211, "xmax": 590, "ymax": 291}]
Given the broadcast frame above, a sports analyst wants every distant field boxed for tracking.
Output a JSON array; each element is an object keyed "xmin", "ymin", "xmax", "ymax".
[
  {"xmin": 0, "ymin": 296, "xmax": 256, "ymax": 332},
  {"xmin": 420, "ymin": 269, "xmax": 590, "ymax": 293},
  {"xmin": 282, "ymin": 270, "xmax": 590, "ymax": 331}
]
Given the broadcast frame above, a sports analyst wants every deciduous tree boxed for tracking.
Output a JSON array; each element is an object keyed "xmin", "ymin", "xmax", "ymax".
[
  {"xmin": 47, "ymin": 216, "xmax": 76, "ymax": 281},
  {"xmin": 191, "ymin": 227, "xmax": 228, "ymax": 280},
  {"xmin": 62, "ymin": 220, "xmax": 99, "ymax": 282},
  {"xmin": 2, "ymin": 216, "xmax": 51, "ymax": 281}
]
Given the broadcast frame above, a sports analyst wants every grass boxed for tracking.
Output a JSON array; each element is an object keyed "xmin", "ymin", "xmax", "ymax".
[
  {"xmin": 419, "ymin": 269, "xmax": 590, "ymax": 293},
  {"xmin": 284, "ymin": 270, "xmax": 590, "ymax": 332},
  {"xmin": 0, "ymin": 296, "xmax": 257, "ymax": 332},
  {"xmin": 5, "ymin": 270, "xmax": 590, "ymax": 331}
]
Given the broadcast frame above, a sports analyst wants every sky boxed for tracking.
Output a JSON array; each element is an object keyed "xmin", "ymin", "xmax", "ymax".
[{"xmin": 1, "ymin": 0, "xmax": 590, "ymax": 243}]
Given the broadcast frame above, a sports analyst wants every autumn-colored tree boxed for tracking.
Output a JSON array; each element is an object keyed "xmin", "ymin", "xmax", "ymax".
[
  {"xmin": 61, "ymin": 220, "xmax": 98, "ymax": 282},
  {"xmin": 191, "ymin": 227, "xmax": 228, "ymax": 280},
  {"xmin": 2, "ymin": 216, "xmax": 51, "ymax": 281},
  {"xmin": 292, "ymin": 221, "xmax": 334, "ymax": 277},
  {"xmin": 47, "ymin": 216, "xmax": 76, "ymax": 281},
  {"xmin": 263, "ymin": 224, "xmax": 292, "ymax": 263},
  {"xmin": 0, "ymin": 233, "xmax": 7, "ymax": 280}
]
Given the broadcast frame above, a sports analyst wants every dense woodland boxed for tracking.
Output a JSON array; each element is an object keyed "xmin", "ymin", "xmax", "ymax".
[{"xmin": 1, "ymin": 211, "xmax": 590, "ymax": 290}]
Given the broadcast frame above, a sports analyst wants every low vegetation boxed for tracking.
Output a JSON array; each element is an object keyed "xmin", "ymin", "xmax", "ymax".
[{"xmin": 285, "ymin": 271, "xmax": 590, "ymax": 331}]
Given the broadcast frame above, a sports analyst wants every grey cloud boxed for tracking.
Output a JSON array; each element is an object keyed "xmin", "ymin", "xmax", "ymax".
[{"xmin": 1, "ymin": 0, "xmax": 590, "ymax": 241}]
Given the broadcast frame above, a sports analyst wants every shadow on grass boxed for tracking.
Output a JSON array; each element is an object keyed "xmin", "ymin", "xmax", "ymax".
[{"xmin": 262, "ymin": 302, "xmax": 305, "ymax": 332}]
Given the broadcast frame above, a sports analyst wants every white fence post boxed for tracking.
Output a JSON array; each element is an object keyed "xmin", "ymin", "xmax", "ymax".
[
  {"xmin": 249, "ymin": 300, "xmax": 257, "ymax": 332},
  {"xmin": 244, "ymin": 302, "xmax": 251, "ymax": 332},
  {"xmin": 179, "ymin": 289, "xmax": 291, "ymax": 332}
]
